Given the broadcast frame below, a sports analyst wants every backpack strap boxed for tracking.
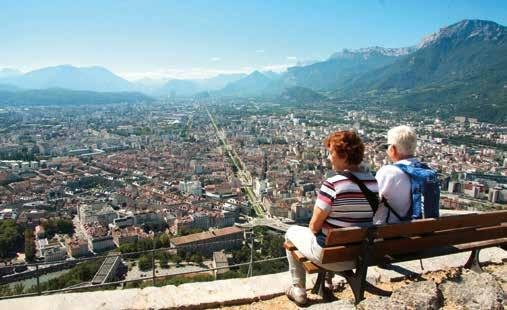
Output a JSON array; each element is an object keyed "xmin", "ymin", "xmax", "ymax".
[
  {"xmin": 341, "ymin": 171, "xmax": 408, "ymax": 222},
  {"xmin": 381, "ymin": 195, "xmax": 407, "ymax": 221},
  {"xmin": 340, "ymin": 171, "xmax": 379, "ymax": 214},
  {"xmin": 389, "ymin": 163, "xmax": 415, "ymax": 221}
]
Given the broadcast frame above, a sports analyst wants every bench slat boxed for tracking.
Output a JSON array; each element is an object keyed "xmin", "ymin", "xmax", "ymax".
[
  {"xmin": 283, "ymin": 241, "xmax": 296, "ymax": 251},
  {"xmin": 321, "ymin": 224, "xmax": 507, "ymax": 264},
  {"xmin": 291, "ymin": 250, "xmax": 307, "ymax": 262},
  {"xmin": 372, "ymin": 237, "xmax": 507, "ymax": 265},
  {"xmin": 324, "ymin": 211, "xmax": 507, "ymax": 246},
  {"xmin": 378, "ymin": 211, "xmax": 507, "ymax": 239},
  {"xmin": 302, "ymin": 261, "xmax": 321, "ymax": 274}
]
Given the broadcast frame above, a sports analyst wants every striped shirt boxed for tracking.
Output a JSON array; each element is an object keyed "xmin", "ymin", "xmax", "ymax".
[{"xmin": 315, "ymin": 171, "xmax": 378, "ymax": 236}]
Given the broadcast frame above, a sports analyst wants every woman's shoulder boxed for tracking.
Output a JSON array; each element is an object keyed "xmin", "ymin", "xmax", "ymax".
[
  {"xmin": 352, "ymin": 171, "xmax": 377, "ymax": 181},
  {"xmin": 324, "ymin": 171, "xmax": 376, "ymax": 184},
  {"xmin": 324, "ymin": 174, "xmax": 348, "ymax": 185}
]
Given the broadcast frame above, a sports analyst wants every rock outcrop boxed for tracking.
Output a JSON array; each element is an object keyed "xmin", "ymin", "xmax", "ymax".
[
  {"xmin": 358, "ymin": 281, "xmax": 442, "ymax": 310},
  {"xmin": 439, "ymin": 270, "xmax": 504, "ymax": 310}
]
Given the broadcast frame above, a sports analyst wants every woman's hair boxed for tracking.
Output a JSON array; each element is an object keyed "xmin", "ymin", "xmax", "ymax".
[{"xmin": 324, "ymin": 130, "xmax": 365, "ymax": 165}]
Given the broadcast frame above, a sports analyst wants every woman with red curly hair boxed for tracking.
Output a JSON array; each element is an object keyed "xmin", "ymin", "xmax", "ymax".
[{"xmin": 285, "ymin": 130, "xmax": 378, "ymax": 306}]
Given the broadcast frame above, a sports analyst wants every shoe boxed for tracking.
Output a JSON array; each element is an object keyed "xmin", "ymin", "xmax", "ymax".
[
  {"xmin": 285, "ymin": 284, "xmax": 307, "ymax": 306},
  {"xmin": 325, "ymin": 272, "xmax": 335, "ymax": 291}
]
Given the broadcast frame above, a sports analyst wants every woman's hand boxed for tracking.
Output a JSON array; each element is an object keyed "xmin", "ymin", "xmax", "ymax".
[{"xmin": 309, "ymin": 206, "xmax": 329, "ymax": 234}]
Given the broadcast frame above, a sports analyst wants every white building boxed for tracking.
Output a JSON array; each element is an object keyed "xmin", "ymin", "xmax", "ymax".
[
  {"xmin": 88, "ymin": 235, "xmax": 115, "ymax": 253},
  {"xmin": 254, "ymin": 178, "xmax": 269, "ymax": 197},
  {"xmin": 179, "ymin": 180, "xmax": 203, "ymax": 196},
  {"xmin": 43, "ymin": 245, "xmax": 68, "ymax": 262}
]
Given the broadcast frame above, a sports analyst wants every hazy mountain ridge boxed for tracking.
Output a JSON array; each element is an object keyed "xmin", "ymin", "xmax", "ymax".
[
  {"xmin": 217, "ymin": 45, "xmax": 415, "ymax": 96},
  {"xmin": 154, "ymin": 73, "xmax": 247, "ymax": 96},
  {"xmin": 220, "ymin": 71, "xmax": 276, "ymax": 96},
  {"xmin": 0, "ymin": 88, "xmax": 153, "ymax": 107},
  {"xmin": 0, "ymin": 68, "xmax": 22, "ymax": 79},
  {"xmin": 0, "ymin": 65, "xmax": 135, "ymax": 92}
]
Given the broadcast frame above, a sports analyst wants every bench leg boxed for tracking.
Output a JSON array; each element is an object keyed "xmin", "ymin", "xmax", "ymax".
[
  {"xmin": 339, "ymin": 270, "xmax": 392, "ymax": 304},
  {"xmin": 311, "ymin": 272, "xmax": 325, "ymax": 295},
  {"xmin": 364, "ymin": 281, "xmax": 392, "ymax": 297},
  {"xmin": 311, "ymin": 272, "xmax": 334, "ymax": 300},
  {"xmin": 339, "ymin": 270, "xmax": 366, "ymax": 304},
  {"xmin": 464, "ymin": 249, "xmax": 483, "ymax": 273}
]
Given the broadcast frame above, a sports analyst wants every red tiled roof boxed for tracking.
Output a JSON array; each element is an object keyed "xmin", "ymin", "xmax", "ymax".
[{"xmin": 171, "ymin": 226, "xmax": 243, "ymax": 245}]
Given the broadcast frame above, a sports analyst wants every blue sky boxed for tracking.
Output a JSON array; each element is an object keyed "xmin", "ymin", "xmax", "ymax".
[{"xmin": 1, "ymin": 0, "xmax": 506, "ymax": 80}]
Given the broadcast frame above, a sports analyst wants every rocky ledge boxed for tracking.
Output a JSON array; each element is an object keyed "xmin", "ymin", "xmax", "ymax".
[{"xmin": 356, "ymin": 269, "xmax": 505, "ymax": 310}]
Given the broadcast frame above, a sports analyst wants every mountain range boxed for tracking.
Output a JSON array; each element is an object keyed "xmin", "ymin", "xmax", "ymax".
[
  {"xmin": 0, "ymin": 19, "xmax": 505, "ymax": 122},
  {"xmin": 215, "ymin": 19, "xmax": 506, "ymax": 122},
  {"xmin": 0, "ymin": 65, "xmax": 134, "ymax": 92},
  {"xmin": 342, "ymin": 19, "xmax": 507, "ymax": 122},
  {"xmin": 0, "ymin": 88, "xmax": 153, "ymax": 107},
  {"xmin": 155, "ymin": 73, "xmax": 247, "ymax": 96}
]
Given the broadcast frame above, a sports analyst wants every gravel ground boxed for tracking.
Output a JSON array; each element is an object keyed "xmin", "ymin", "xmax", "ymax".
[{"xmin": 217, "ymin": 263, "xmax": 507, "ymax": 310}]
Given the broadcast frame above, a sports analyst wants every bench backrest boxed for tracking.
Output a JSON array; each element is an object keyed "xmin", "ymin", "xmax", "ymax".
[{"xmin": 320, "ymin": 211, "xmax": 507, "ymax": 264}]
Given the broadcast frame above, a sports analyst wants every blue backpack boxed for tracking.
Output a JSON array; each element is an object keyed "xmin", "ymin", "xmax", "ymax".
[{"xmin": 389, "ymin": 161, "xmax": 441, "ymax": 220}]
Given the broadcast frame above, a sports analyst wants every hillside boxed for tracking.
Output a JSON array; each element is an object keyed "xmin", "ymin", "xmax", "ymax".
[
  {"xmin": 220, "ymin": 71, "xmax": 276, "ymax": 96},
  {"xmin": 344, "ymin": 20, "xmax": 507, "ymax": 122},
  {"xmin": 278, "ymin": 86, "xmax": 327, "ymax": 104},
  {"xmin": 281, "ymin": 47, "xmax": 414, "ymax": 91}
]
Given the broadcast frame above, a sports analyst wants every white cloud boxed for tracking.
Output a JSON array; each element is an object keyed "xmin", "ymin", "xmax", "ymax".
[
  {"xmin": 120, "ymin": 63, "xmax": 296, "ymax": 81},
  {"xmin": 286, "ymin": 56, "xmax": 298, "ymax": 61},
  {"xmin": 261, "ymin": 64, "xmax": 291, "ymax": 72},
  {"xmin": 121, "ymin": 67, "xmax": 251, "ymax": 81},
  {"xmin": 210, "ymin": 57, "xmax": 221, "ymax": 62},
  {"xmin": 255, "ymin": 49, "xmax": 265, "ymax": 53}
]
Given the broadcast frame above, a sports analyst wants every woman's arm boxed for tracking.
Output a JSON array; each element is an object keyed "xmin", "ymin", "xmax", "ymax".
[
  {"xmin": 309, "ymin": 206, "xmax": 330, "ymax": 234},
  {"xmin": 311, "ymin": 179, "xmax": 335, "ymax": 234}
]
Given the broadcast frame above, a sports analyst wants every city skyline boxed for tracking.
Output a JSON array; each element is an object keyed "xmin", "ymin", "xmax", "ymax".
[{"xmin": 1, "ymin": 0, "xmax": 507, "ymax": 80}]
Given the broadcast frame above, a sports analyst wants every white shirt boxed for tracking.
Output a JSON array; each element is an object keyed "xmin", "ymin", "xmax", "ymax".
[{"xmin": 373, "ymin": 158, "xmax": 416, "ymax": 224}]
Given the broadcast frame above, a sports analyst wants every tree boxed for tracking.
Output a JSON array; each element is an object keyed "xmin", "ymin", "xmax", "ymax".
[
  {"xmin": 0, "ymin": 220, "xmax": 23, "ymax": 258},
  {"xmin": 24, "ymin": 229, "xmax": 36, "ymax": 262},
  {"xmin": 159, "ymin": 234, "xmax": 171, "ymax": 248},
  {"xmin": 190, "ymin": 254, "xmax": 203, "ymax": 264},
  {"xmin": 159, "ymin": 255, "xmax": 169, "ymax": 269},
  {"xmin": 170, "ymin": 254, "xmax": 182, "ymax": 265},
  {"xmin": 56, "ymin": 219, "xmax": 74, "ymax": 235},
  {"xmin": 118, "ymin": 243, "xmax": 137, "ymax": 254},
  {"xmin": 41, "ymin": 218, "xmax": 74, "ymax": 238},
  {"xmin": 138, "ymin": 255, "xmax": 153, "ymax": 271}
]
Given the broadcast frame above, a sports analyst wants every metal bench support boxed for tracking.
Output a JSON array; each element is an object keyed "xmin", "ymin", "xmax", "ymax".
[
  {"xmin": 464, "ymin": 249, "xmax": 483, "ymax": 273},
  {"xmin": 311, "ymin": 271, "xmax": 334, "ymax": 300},
  {"xmin": 339, "ymin": 227, "xmax": 392, "ymax": 304}
]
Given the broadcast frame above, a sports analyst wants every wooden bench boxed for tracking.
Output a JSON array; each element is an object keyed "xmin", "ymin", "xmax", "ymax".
[{"xmin": 284, "ymin": 210, "xmax": 507, "ymax": 304}]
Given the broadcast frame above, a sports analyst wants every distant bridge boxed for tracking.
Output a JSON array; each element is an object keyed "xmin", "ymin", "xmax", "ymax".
[
  {"xmin": 91, "ymin": 254, "xmax": 121, "ymax": 285},
  {"xmin": 237, "ymin": 217, "xmax": 293, "ymax": 232}
]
